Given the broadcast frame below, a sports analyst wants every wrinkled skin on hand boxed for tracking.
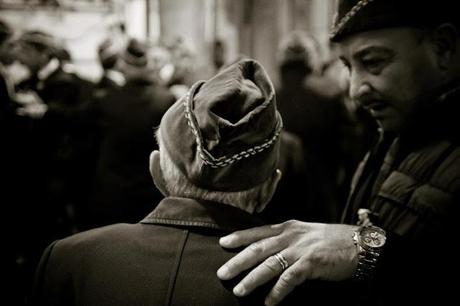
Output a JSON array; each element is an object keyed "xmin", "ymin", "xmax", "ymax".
[{"xmin": 217, "ymin": 220, "xmax": 359, "ymax": 306}]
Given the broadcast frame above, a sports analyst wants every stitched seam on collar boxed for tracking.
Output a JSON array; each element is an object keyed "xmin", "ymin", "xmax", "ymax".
[{"xmin": 141, "ymin": 217, "xmax": 222, "ymax": 229}]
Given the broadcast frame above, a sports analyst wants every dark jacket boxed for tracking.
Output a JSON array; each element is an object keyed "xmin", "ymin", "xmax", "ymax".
[
  {"xmin": 276, "ymin": 78, "xmax": 353, "ymax": 221},
  {"xmin": 88, "ymin": 78, "xmax": 175, "ymax": 226},
  {"xmin": 342, "ymin": 84, "xmax": 460, "ymax": 305},
  {"xmin": 257, "ymin": 131, "xmax": 318, "ymax": 223},
  {"xmin": 34, "ymin": 197, "xmax": 327, "ymax": 306}
]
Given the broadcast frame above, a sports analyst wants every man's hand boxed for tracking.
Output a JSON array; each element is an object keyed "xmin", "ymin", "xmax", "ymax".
[
  {"xmin": 217, "ymin": 220, "xmax": 358, "ymax": 306},
  {"xmin": 15, "ymin": 91, "xmax": 43, "ymax": 106},
  {"xmin": 16, "ymin": 103, "xmax": 48, "ymax": 119},
  {"xmin": 15, "ymin": 91, "xmax": 48, "ymax": 119}
]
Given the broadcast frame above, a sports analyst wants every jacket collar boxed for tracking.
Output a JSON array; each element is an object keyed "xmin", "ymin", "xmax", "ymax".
[
  {"xmin": 397, "ymin": 80, "xmax": 460, "ymax": 152},
  {"xmin": 141, "ymin": 197, "xmax": 264, "ymax": 231}
]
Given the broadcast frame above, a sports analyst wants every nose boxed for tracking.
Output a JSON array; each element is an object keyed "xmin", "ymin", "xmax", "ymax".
[{"xmin": 349, "ymin": 71, "xmax": 372, "ymax": 103}]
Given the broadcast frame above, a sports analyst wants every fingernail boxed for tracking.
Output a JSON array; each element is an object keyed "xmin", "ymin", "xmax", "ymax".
[
  {"xmin": 233, "ymin": 284, "xmax": 246, "ymax": 296},
  {"xmin": 216, "ymin": 266, "xmax": 229, "ymax": 279},
  {"xmin": 219, "ymin": 236, "xmax": 231, "ymax": 246}
]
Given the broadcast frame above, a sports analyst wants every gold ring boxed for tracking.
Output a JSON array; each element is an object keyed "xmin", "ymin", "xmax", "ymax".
[{"xmin": 273, "ymin": 252, "xmax": 289, "ymax": 270}]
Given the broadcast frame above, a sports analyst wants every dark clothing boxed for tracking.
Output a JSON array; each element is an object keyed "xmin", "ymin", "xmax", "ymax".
[
  {"xmin": 277, "ymin": 78, "xmax": 352, "ymax": 221},
  {"xmin": 342, "ymin": 84, "xmax": 460, "ymax": 305},
  {"xmin": 27, "ymin": 64, "xmax": 93, "ymax": 237},
  {"xmin": 258, "ymin": 131, "xmax": 317, "ymax": 223},
  {"xmin": 1, "ymin": 64, "xmax": 36, "ymax": 306},
  {"xmin": 87, "ymin": 78, "xmax": 175, "ymax": 227},
  {"xmin": 33, "ymin": 198, "xmax": 323, "ymax": 306},
  {"xmin": 43, "ymin": 77, "xmax": 175, "ymax": 229}
]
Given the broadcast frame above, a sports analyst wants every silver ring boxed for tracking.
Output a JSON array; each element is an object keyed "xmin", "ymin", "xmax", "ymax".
[{"xmin": 273, "ymin": 252, "xmax": 289, "ymax": 270}]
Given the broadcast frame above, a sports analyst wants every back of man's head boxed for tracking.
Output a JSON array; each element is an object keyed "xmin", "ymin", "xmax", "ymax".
[
  {"xmin": 152, "ymin": 59, "xmax": 282, "ymax": 212},
  {"xmin": 117, "ymin": 38, "xmax": 150, "ymax": 80},
  {"xmin": 277, "ymin": 30, "xmax": 318, "ymax": 76},
  {"xmin": 98, "ymin": 38, "xmax": 119, "ymax": 70}
]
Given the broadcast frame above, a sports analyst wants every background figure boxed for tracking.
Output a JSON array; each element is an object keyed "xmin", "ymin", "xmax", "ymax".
[
  {"xmin": 85, "ymin": 38, "xmax": 175, "ymax": 228},
  {"xmin": 275, "ymin": 30, "xmax": 354, "ymax": 222},
  {"xmin": 163, "ymin": 36, "xmax": 197, "ymax": 99},
  {"xmin": 0, "ymin": 18, "xmax": 32, "ymax": 306},
  {"xmin": 33, "ymin": 59, "xmax": 311, "ymax": 305},
  {"xmin": 257, "ymin": 129, "xmax": 312, "ymax": 223},
  {"xmin": 6, "ymin": 30, "xmax": 91, "ymax": 304},
  {"xmin": 95, "ymin": 37, "xmax": 125, "ymax": 91}
]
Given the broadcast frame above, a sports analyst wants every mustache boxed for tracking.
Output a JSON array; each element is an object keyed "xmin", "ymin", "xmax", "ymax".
[{"xmin": 355, "ymin": 94, "xmax": 390, "ymax": 109}]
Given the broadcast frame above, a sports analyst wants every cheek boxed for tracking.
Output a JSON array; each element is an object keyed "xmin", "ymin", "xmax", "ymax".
[{"xmin": 378, "ymin": 63, "xmax": 429, "ymax": 114}]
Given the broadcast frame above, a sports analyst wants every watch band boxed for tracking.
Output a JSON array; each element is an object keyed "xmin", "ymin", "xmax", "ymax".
[{"xmin": 352, "ymin": 226, "xmax": 386, "ymax": 280}]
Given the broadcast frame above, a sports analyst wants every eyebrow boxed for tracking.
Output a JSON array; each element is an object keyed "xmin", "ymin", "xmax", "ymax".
[{"xmin": 355, "ymin": 46, "xmax": 395, "ymax": 59}]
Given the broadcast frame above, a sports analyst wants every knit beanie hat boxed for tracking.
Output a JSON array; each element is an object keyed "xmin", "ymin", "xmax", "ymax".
[{"xmin": 158, "ymin": 59, "xmax": 283, "ymax": 191}]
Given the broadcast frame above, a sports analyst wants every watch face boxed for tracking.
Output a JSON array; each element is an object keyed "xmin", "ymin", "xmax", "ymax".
[{"xmin": 361, "ymin": 227, "xmax": 386, "ymax": 248}]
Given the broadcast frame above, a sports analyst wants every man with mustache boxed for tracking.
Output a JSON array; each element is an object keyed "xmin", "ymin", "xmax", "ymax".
[{"xmin": 217, "ymin": 1, "xmax": 460, "ymax": 305}]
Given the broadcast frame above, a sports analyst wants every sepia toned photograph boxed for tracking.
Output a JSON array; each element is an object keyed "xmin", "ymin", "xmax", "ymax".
[{"xmin": 1, "ymin": 1, "xmax": 458, "ymax": 305}]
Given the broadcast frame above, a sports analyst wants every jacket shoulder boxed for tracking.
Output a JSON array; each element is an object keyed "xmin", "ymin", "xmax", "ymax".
[{"xmin": 373, "ymin": 141, "xmax": 460, "ymax": 236}]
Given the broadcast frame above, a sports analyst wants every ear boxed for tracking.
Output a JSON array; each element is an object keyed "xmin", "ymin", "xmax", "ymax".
[
  {"xmin": 149, "ymin": 150, "xmax": 169, "ymax": 196},
  {"xmin": 255, "ymin": 169, "xmax": 282, "ymax": 213},
  {"xmin": 431, "ymin": 23, "xmax": 458, "ymax": 69}
]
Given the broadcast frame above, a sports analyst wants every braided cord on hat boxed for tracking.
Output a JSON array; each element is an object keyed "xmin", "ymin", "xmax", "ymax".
[
  {"xmin": 330, "ymin": 0, "xmax": 376, "ymax": 39},
  {"xmin": 183, "ymin": 81, "xmax": 283, "ymax": 169}
]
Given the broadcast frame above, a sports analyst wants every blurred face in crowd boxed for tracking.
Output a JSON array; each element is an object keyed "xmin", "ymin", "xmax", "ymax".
[
  {"xmin": 15, "ymin": 43, "xmax": 50, "ymax": 73},
  {"xmin": 337, "ymin": 27, "xmax": 447, "ymax": 132},
  {"xmin": 5, "ymin": 60, "xmax": 31, "ymax": 85}
]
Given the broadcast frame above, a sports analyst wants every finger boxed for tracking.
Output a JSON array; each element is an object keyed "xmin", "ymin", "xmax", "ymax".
[
  {"xmin": 219, "ymin": 223, "xmax": 283, "ymax": 248},
  {"xmin": 264, "ymin": 260, "xmax": 311, "ymax": 306},
  {"xmin": 232, "ymin": 251, "xmax": 292, "ymax": 297},
  {"xmin": 217, "ymin": 235, "xmax": 284, "ymax": 280}
]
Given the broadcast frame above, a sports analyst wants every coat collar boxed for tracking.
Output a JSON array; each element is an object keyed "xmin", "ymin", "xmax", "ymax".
[
  {"xmin": 141, "ymin": 197, "xmax": 264, "ymax": 232},
  {"xmin": 397, "ymin": 81, "xmax": 460, "ymax": 154}
]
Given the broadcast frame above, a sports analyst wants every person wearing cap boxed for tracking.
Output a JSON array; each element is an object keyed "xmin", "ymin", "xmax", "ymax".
[
  {"xmin": 79, "ymin": 38, "xmax": 175, "ymax": 229},
  {"xmin": 32, "ymin": 59, "xmax": 313, "ymax": 305},
  {"xmin": 217, "ymin": 1, "xmax": 460, "ymax": 305},
  {"xmin": 95, "ymin": 37, "xmax": 125, "ymax": 90},
  {"xmin": 276, "ymin": 30, "xmax": 355, "ymax": 223}
]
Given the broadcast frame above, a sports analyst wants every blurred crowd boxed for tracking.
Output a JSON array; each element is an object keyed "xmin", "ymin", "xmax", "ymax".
[{"xmin": 1, "ymin": 19, "xmax": 376, "ymax": 305}]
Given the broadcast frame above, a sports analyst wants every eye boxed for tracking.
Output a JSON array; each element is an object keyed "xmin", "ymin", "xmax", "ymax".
[{"xmin": 361, "ymin": 57, "xmax": 387, "ymax": 74}]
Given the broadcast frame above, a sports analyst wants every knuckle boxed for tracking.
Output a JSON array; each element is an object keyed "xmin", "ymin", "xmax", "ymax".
[
  {"xmin": 248, "ymin": 241, "xmax": 265, "ymax": 255},
  {"xmin": 308, "ymin": 251, "xmax": 326, "ymax": 266},
  {"xmin": 282, "ymin": 219, "xmax": 298, "ymax": 228},
  {"xmin": 280, "ymin": 269, "xmax": 303, "ymax": 286},
  {"xmin": 224, "ymin": 260, "xmax": 237, "ymax": 273},
  {"xmin": 263, "ymin": 256, "xmax": 281, "ymax": 273},
  {"xmin": 243, "ymin": 272, "xmax": 256, "ymax": 287},
  {"xmin": 271, "ymin": 284, "xmax": 284, "ymax": 299}
]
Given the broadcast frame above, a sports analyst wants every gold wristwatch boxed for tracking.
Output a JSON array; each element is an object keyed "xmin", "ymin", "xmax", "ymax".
[{"xmin": 352, "ymin": 225, "xmax": 386, "ymax": 280}]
